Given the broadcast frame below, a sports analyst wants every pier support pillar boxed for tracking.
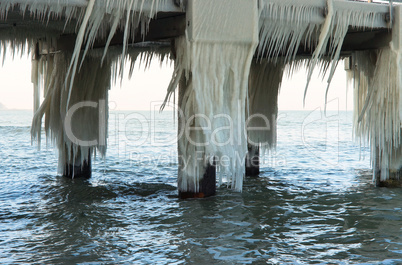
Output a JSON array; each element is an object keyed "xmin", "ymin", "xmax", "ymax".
[
  {"xmin": 178, "ymin": 162, "xmax": 216, "ymax": 199},
  {"xmin": 372, "ymin": 5, "xmax": 402, "ymax": 187},
  {"xmin": 177, "ymin": 76, "xmax": 216, "ymax": 199},
  {"xmin": 245, "ymin": 144, "xmax": 260, "ymax": 177},
  {"xmin": 31, "ymin": 50, "xmax": 110, "ymax": 179},
  {"xmin": 170, "ymin": 0, "xmax": 258, "ymax": 196},
  {"xmin": 246, "ymin": 60, "xmax": 285, "ymax": 177}
]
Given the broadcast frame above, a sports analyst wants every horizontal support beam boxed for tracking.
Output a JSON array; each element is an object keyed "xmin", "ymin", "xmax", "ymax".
[
  {"xmin": 55, "ymin": 18, "xmax": 391, "ymax": 57},
  {"xmin": 93, "ymin": 14, "xmax": 186, "ymax": 49},
  {"xmin": 342, "ymin": 29, "xmax": 392, "ymax": 52},
  {"xmin": 0, "ymin": 7, "xmax": 77, "ymax": 33},
  {"xmin": 0, "ymin": 0, "xmax": 395, "ymax": 57},
  {"xmin": 262, "ymin": 0, "xmax": 391, "ymax": 29},
  {"xmin": 272, "ymin": 29, "xmax": 391, "ymax": 58},
  {"xmin": 1, "ymin": 0, "xmax": 183, "ymax": 13},
  {"xmin": 0, "ymin": 1, "xmax": 184, "ymax": 37},
  {"xmin": 53, "ymin": 14, "xmax": 185, "ymax": 52}
]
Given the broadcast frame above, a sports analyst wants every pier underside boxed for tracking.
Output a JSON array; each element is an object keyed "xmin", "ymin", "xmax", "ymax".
[
  {"xmin": 0, "ymin": 1, "xmax": 393, "ymax": 56},
  {"xmin": 1, "ymin": 0, "xmax": 402, "ymax": 196}
]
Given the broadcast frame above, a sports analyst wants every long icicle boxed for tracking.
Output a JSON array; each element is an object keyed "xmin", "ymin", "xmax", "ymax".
[
  {"xmin": 304, "ymin": 0, "xmax": 334, "ymax": 106},
  {"xmin": 65, "ymin": 0, "xmax": 96, "ymax": 111}
]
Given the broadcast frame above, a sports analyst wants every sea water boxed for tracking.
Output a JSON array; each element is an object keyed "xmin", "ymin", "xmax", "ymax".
[{"xmin": 1, "ymin": 109, "xmax": 402, "ymax": 264}]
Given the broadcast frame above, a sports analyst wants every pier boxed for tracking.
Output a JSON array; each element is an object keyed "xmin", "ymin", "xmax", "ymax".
[{"xmin": 1, "ymin": 0, "xmax": 402, "ymax": 198}]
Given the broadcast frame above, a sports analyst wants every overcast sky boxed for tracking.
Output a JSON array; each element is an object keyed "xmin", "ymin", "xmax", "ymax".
[{"xmin": 0, "ymin": 54, "xmax": 352, "ymax": 112}]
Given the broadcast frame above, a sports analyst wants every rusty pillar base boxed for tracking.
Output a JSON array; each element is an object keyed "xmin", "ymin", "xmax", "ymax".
[
  {"xmin": 179, "ymin": 163, "xmax": 216, "ymax": 199},
  {"xmin": 63, "ymin": 155, "xmax": 92, "ymax": 179},
  {"xmin": 376, "ymin": 171, "xmax": 402, "ymax": 188}
]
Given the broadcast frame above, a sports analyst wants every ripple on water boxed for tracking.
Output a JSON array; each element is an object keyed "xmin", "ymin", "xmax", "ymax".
[{"xmin": 1, "ymin": 111, "xmax": 402, "ymax": 264}]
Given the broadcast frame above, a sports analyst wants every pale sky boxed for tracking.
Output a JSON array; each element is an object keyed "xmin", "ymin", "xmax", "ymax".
[{"xmin": 0, "ymin": 54, "xmax": 353, "ymax": 111}]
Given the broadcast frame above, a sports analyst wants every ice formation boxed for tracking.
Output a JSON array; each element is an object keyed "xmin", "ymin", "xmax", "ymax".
[
  {"xmin": 259, "ymin": 0, "xmax": 386, "ymax": 61},
  {"xmin": 258, "ymin": 0, "xmax": 387, "ymax": 102},
  {"xmin": 162, "ymin": 0, "xmax": 260, "ymax": 192},
  {"xmin": 258, "ymin": 0, "xmax": 398, "ymax": 184},
  {"xmin": 247, "ymin": 59, "xmax": 285, "ymax": 154},
  {"xmin": 170, "ymin": 34, "xmax": 257, "ymax": 192},
  {"xmin": 163, "ymin": 0, "xmax": 392, "ymax": 192},
  {"xmin": 0, "ymin": 0, "xmax": 174, "ymax": 95},
  {"xmin": 1, "ymin": 0, "xmax": 399, "ymax": 189},
  {"xmin": 349, "ymin": 47, "xmax": 402, "ymax": 182},
  {"xmin": 31, "ymin": 51, "xmax": 111, "ymax": 175},
  {"xmin": 346, "ymin": 5, "xmax": 402, "ymax": 183},
  {"xmin": 0, "ymin": 0, "xmax": 173, "ymax": 176},
  {"xmin": 29, "ymin": 43, "xmax": 170, "ymax": 176},
  {"xmin": 258, "ymin": 0, "xmax": 321, "ymax": 62}
]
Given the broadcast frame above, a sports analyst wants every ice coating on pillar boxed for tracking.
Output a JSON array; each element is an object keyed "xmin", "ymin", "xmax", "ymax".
[
  {"xmin": 31, "ymin": 51, "xmax": 111, "ymax": 176},
  {"xmin": 29, "ymin": 43, "xmax": 170, "ymax": 177},
  {"xmin": 167, "ymin": 0, "xmax": 259, "ymax": 192},
  {"xmin": 351, "ymin": 48, "xmax": 402, "ymax": 182},
  {"xmin": 350, "ymin": 6, "xmax": 402, "ymax": 183}
]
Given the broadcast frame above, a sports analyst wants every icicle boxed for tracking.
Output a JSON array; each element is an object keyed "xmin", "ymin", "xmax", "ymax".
[
  {"xmin": 31, "ymin": 42, "xmax": 41, "ymax": 113},
  {"xmin": 258, "ymin": 0, "xmax": 321, "ymax": 62},
  {"xmin": 101, "ymin": 12, "xmax": 121, "ymax": 65},
  {"xmin": 65, "ymin": 0, "xmax": 96, "ymax": 110},
  {"xmin": 1, "ymin": 0, "xmax": 171, "ymax": 103},
  {"xmin": 304, "ymin": 0, "xmax": 334, "ymax": 105},
  {"xmin": 259, "ymin": 0, "xmax": 387, "ymax": 110}
]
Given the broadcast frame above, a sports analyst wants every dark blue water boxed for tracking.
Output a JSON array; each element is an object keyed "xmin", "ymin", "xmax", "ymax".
[{"xmin": 1, "ymin": 109, "xmax": 401, "ymax": 264}]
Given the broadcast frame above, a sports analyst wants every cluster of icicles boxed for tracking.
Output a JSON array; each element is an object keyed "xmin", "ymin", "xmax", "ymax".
[{"xmin": 0, "ymin": 0, "xmax": 397, "ymax": 190}]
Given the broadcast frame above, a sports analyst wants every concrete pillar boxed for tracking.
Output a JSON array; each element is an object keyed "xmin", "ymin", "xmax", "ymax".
[
  {"xmin": 245, "ymin": 60, "xmax": 284, "ymax": 178},
  {"xmin": 173, "ymin": 0, "xmax": 258, "ymax": 197},
  {"xmin": 245, "ymin": 144, "xmax": 260, "ymax": 177}
]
